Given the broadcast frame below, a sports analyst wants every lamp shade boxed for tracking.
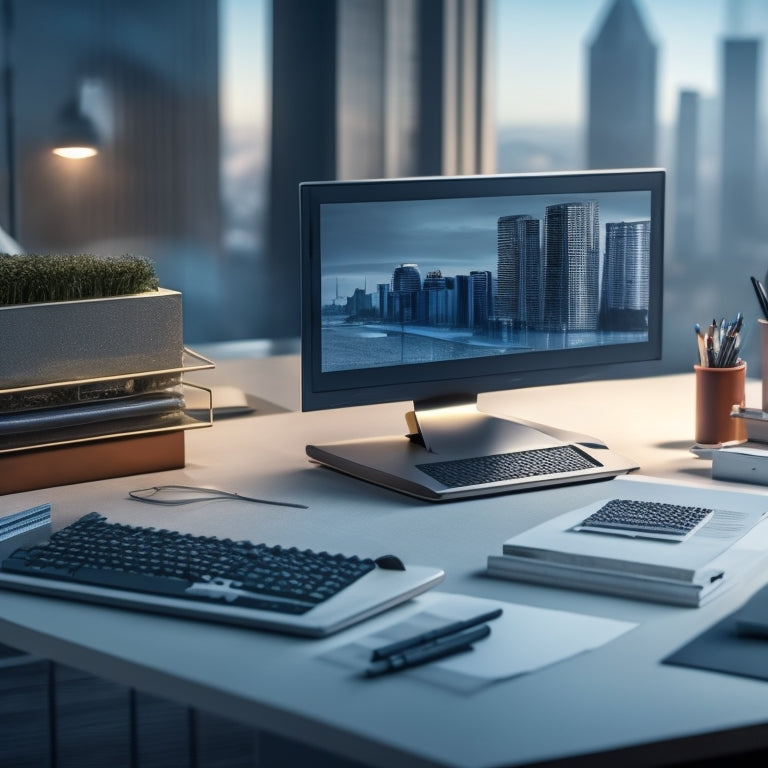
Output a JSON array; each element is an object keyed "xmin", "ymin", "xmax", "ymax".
[{"xmin": 52, "ymin": 99, "xmax": 99, "ymax": 158}]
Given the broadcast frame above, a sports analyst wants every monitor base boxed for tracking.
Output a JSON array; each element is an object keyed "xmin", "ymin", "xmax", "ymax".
[{"xmin": 307, "ymin": 404, "xmax": 638, "ymax": 502}]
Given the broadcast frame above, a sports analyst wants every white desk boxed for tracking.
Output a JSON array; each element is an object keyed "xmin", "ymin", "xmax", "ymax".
[{"xmin": 2, "ymin": 355, "xmax": 768, "ymax": 767}]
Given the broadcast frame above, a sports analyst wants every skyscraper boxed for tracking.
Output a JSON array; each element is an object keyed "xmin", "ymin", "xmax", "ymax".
[
  {"xmin": 496, "ymin": 214, "xmax": 542, "ymax": 328},
  {"xmin": 587, "ymin": 0, "xmax": 657, "ymax": 168},
  {"xmin": 470, "ymin": 270, "xmax": 493, "ymax": 329},
  {"xmin": 377, "ymin": 283, "xmax": 389, "ymax": 319},
  {"xmin": 720, "ymin": 38, "xmax": 760, "ymax": 252},
  {"xmin": 423, "ymin": 270, "xmax": 450, "ymax": 325},
  {"xmin": 454, "ymin": 274, "xmax": 473, "ymax": 328},
  {"xmin": 391, "ymin": 263, "xmax": 422, "ymax": 292},
  {"xmin": 674, "ymin": 90, "xmax": 699, "ymax": 260},
  {"xmin": 543, "ymin": 201, "xmax": 600, "ymax": 332},
  {"xmin": 390, "ymin": 263, "xmax": 421, "ymax": 322},
  {"xmin": 600, "ymin": 220, "xmax": 651, "ymax": 331}
]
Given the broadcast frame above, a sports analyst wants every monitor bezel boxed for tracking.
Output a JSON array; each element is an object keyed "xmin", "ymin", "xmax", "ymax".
[{"xmin": 301, "ymin": 169, "xmax": 665, "ymax": 412}]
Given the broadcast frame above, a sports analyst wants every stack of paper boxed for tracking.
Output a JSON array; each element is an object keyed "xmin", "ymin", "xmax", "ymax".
[{"xmin": 487, "ymin": 497, "xmax": 767, "ymax": 607}]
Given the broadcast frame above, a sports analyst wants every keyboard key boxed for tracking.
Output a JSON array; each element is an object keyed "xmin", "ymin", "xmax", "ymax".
[{"xmin": 416, "ymin": 445, "xmax": 600, "ymax": 488}]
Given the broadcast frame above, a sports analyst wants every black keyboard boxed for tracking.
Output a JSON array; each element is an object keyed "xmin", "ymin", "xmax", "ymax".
[
  {"xmin": 578, "ymin": 499, "xmax": 713, "ymax": 538},
  {"xmin": 416, "ymin": 445, "xmax": 600, "ymax": 488},
  {"xmin": 1, "ymin": 512, "xmax": 376, "ymax": 616}
]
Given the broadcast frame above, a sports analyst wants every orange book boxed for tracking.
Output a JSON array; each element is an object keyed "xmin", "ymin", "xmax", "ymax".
[{"xmin": 0, "ymin": 431, "xmax": 185, "ymax": 495}]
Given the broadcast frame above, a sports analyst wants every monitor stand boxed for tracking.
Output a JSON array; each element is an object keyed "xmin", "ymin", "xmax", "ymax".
[{"xmin": 305, "ymin": 397, "xmax": 639, "ymax": 502}]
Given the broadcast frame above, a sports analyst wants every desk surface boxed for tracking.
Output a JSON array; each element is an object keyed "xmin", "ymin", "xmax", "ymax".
[{"xmin": 3, "ymin": 355, "xmax": 768, "ymax": 768}]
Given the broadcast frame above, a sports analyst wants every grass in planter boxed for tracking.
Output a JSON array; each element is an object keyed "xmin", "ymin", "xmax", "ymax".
[{"xmin": 0, "ymin": 253, "xmax": 160, "ymax": 305}]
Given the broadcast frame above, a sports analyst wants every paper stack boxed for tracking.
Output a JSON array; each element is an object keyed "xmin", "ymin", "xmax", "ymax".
[{"xmin": 487, "ymin": 496, "xmax": 767, "ymax": 607}]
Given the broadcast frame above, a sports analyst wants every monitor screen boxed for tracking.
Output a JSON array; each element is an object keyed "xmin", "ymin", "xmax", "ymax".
[{"xmin": 301, "ymin": 169, "xmax": 664, "ymax": 413}]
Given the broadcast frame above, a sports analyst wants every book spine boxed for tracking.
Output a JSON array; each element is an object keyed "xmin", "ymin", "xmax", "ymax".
[
  {"xmin": 501, "ymin": 544, "xmax": 705, "ymax": 583},
  {"xmin": 0, "ymin": 503, "xmax": 51, "ymax": 538},
  {"xmin": 487, "ymin": 555, "xmax": 718, "ymax": 607},
  {"xmin": 0, "ymin": 504, "xmax": 52, "ymax": 561}
]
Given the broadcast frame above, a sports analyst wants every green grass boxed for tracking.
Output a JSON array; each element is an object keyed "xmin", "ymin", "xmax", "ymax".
[{"xmin": 0, "ymin": 254, "xmax": 160, "ymax": 305}]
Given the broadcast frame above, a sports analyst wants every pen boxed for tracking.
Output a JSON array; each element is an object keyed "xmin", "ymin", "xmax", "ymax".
[
  {"xmin": 694, "ymin": 324, "xmax": 706, "ymax": 366},
  {"xmin": 370, "ymin": 607, "xmax": 503, "ymax": 660},
  {"xmin": 364, "ymin": 624, "xmax": 491, "ymax": 678},
  {"xmin": 716, "ymin": 312, "xmax": 743, "ymax": 368},
  {"xmin": 706, "ymin": 333, "xmax": 715, "ymax": 367},
  {"xmin": 751, "ymin": 276, "xmax": 768, "ymax": 320}
]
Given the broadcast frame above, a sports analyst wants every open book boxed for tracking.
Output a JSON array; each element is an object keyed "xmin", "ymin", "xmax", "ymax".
[{"xmin": 487, "ymin": 494, "xmax": 768, "ymax": 607}]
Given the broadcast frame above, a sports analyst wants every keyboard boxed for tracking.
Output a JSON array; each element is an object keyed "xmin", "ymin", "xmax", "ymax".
[
  {"xmin": 0, "ymin": 513, "xmax": 444, "ymax": 637},
  {"xmin": 416, "ymin": 445, "xmax": 600, "ymax": 488},
  {"xmin": 573, "ymin": 499, "xmax": 714, "ymax": 542}
]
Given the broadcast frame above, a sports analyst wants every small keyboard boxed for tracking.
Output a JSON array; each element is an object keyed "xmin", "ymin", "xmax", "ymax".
[
  {"xmin": 0, "ymin": 513, "xmax": 444, "ymax": 637},
  {"xmin": 416, "ymin": 445, "xmax": 600, "ymax": 488},
  {"xmin": 574, "ymin": 499, "xmax": 714, "ymax": 541}
]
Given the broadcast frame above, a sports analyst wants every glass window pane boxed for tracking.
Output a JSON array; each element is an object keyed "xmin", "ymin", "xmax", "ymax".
[{"xmin": 493, "ymin": 0, "xmax": 768, "ymax": 375}]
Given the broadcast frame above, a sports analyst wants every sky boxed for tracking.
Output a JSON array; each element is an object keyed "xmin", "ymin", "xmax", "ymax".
[
  {"xmin": 494, "ymin": 0, "xmax": 768, "ymax": 126},
  {"xmin": 220, "ymin": 0, "xmax": 269, "ymax": 127}
]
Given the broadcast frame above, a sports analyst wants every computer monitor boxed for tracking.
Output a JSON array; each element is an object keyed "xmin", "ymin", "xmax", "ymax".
[{"xmin": 300, "ymin": 169, "xmax": 665, "ymax": 501}]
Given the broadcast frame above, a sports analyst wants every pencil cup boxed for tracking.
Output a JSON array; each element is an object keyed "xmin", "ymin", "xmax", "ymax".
[
  {"xmin": 760, "ymin": 319, "xmax": 768, "ymax": 410},
  {"xmin": 694, "ymin": 362, "xmax": 747, "ymax": 445}
]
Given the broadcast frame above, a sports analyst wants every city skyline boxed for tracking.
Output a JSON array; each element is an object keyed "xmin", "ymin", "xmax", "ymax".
[
  {"xmin": 323, "ymin": 199, "xmax": 651, "ymax": 336},
  {"xmin": 321, "ymin": 191, "xmax": 650, "ymax": 306},
  {"xmin": 320, "ymin": 197, "xmax": 652, "ymax": 373}
]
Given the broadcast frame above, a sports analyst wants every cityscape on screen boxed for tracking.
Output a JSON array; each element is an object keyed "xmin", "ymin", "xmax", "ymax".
[{"xmin": 320, "ymin": 192, "xmax": 651, "ymax": 373}]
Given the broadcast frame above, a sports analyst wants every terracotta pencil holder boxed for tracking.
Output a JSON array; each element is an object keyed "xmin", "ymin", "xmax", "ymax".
[{"xmin": 694, "ymin": 362, "xmax": 747, "ymax": 446}]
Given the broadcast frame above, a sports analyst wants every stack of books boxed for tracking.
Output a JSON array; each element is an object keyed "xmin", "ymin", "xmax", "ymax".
[
  {"xmin": 0, "ymin": 355, "xmax": 214, "ymax": 494},
  {"xmin": 487, "ymin": 495, "xmax": 768, "ymax": 607},
  {"xmin": 712, "ymin": 407, "xmax": 768, "ymax": 484},
  {"xmin": 0, "ymin": 504, "xmax": 51, "ymax": 560}
]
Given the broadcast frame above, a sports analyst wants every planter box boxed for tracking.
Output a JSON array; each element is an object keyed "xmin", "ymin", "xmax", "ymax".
[{"xmin": 0, "ymin": 288, "xmax": 183, "ymax": 389}]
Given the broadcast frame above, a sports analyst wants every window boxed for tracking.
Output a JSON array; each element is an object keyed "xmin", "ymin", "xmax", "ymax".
[{"xmin": 494, "ymin": 0, "xmax": 768, "ymax": 374}]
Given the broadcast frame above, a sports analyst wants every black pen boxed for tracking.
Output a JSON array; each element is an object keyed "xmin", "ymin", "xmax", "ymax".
[
  {"xmin": 715, "ymin": 313, "xmax": 742, "ymax": 368},
  {"xmin": 370, "ymin": 607, "xmax": 502, "ymax": 660},
  {"xmin": 751, "ymin": 276, "xmax": 768, "ymax": 320},
  {"xmin": 364, "ymin": 624, "xmax": 491, "ymax": 678}
]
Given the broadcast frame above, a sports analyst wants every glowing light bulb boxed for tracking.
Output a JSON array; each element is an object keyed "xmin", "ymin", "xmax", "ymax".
[{"xmin": 52, "ymin": 146, "xmax": 98, "ymax": 159}]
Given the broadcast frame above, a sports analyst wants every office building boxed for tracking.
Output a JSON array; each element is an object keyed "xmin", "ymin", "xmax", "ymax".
[
  {"xmin": 388, "ymin": 262, "xmax": 421, "ymax": 322},
  {"xmin": 422, "ymin": 270, "xmax": 451, "ymax": 325},
  {"xmin": 377, "ymin": 283, "xmax": 389, "ymax": 319},
  {"xmin": 391, "ymin": 263, "xmax": 422, "ymax": 293},
  {"xmin": 720, "ymin": 37, "xmax": 760, "ymax": 253},
  {"xmin": 674, "ymin": 89, "xmax": 699, "ymax": 260},
  {"xmin": 470, "ymin": 269, "xmax": 493, "ymax": 329},
  {"xmin": 453, "ymin": 273, "xmax": 473, "ymax": 328},
  {"xmin": 542, "ymin": 201, "xmax": 600, "ymax": 332},
  {"xmin": 587, "ymin": 0, "xmax": 657, "ymax": 169},
  {"xmin": 600, "ymin": 220, "xmax": 651, "ymax": 330},
  {"xmin": 496, "ymin": 214, "xmax": 542, "ymax": 328}
]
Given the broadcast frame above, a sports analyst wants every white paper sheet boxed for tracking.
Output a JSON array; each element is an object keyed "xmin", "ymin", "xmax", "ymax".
[{"xmin": 321, "ymin": 592, "xmax": 636, "ymax": 694}]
